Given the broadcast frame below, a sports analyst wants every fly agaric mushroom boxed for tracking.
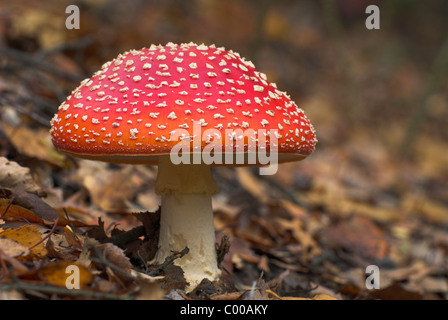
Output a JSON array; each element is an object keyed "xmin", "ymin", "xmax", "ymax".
[{"xmin": 50, "ymin": 42, "xmax": 317, "ymax": 291}]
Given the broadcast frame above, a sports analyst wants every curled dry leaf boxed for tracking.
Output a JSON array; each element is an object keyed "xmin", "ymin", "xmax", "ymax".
[
  {"xmin": 63, "ymin": 225, "xmax": 84, "ymax": 250},
  {"xmin": 96, "ymin": 243, "xmax": 132, "ymax": 271},
  {"xmin": 0, "ymin": 157, "xmax": 43, "ymax": 196}
]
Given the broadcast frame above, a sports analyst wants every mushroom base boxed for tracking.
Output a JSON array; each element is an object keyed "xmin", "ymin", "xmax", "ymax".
[
  {"xmin": 153, "ymin": 157, "xmax": 221, "ymax": 292},
  {"xmin": 154, "ymin": 192, "xmax": 221, "ymax": 291}
]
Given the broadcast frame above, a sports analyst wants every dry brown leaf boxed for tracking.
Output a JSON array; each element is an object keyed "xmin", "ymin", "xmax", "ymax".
[
  {"xmin": 63, "ymin": 225, "xmax": 83, "ymax": 250},
  {"xmin": 0, "ymin": 198, "xmax": 45, "ymax": 224},
  {"xmin": 275, "ymin": 218, "xmax": 322, "ymax": 259},
  {"xmin": 266, "ymin": 290, "xmax": 338, "ymax": 300},
  {"xmin": 1, "ymin": 188, "xmax": 60, "ymax": 222},
  {"xmin": 362, "ymin": 282, "xmax": 423, "ymax": 300},
  {"xmin": 418, "ymin": 276, "xmax": 448, "ymax": 294},
  {"xmin": 334, "ymin": 199, "xmax": 402, "ymax": 222},
  {"xmin": 95, "ymin": 242, "xmax": 133, "ymax": 272},
  {"xmin": 74, "ymin": 160, "xmax": 143, "ymax": 213},
  {"xmin": 320, "ymin": 215, "xmax": 389, "ymax": 261},
  {"xmin": 0, "ymin": 237, "xmax": 30, "ymax": 258},
  {"xmin": 235, "ymin": 167, "xmax": 268, "ymax": 202},
  {"xmin": 279, "ymin": 199, "xmax": 308, "ymax": 219},
  {"xmin": 133, "ymin": 270, "xmax": 165, "ymax": 300},
  {"xmin": 39, "ymin": 261, "xmax": 93, "ymax": 289},
  {"xmin": 304, "ymin": 188, "xmax": 402, "ymax": 222},
  {"xmin": 403, "ymin": 194, "xmax": 448, "ymax": 224},
  {"xmin": 0, "ymin": 247, "xmax": 29, "ymax": 276},
  {"xmin": 0, "ymin": 224, "xmax": 47, "ymax": 260},
  {"xmin": 96, "ymin": 242, "xmax": 137, "ymax": 288},
  {"xmin": 210, "ymin": 291, "xmax": 247, "ymax": 300},
  {"xmin": 0, "ymin": 157, "xmax": 43, "ymax": 195},
  {"xmin": 54, "ymin": 206, "xmax": 95, "ymax": 226},
  {"xmin": 225, "ymin": 237, "xmax": 257, "ymax": 272},
  {"xmin": 136, "ymin": 281, "xmax": 164, "ymax": 300},
  {"xmin": 1, "ymin": 195, "xmax": 89, "ymax": 227},
  {"xmin": 1, "ymin": 122, "xmax": 65, "ymax": 167},
  {"xmin": 309, "ymin": 293, "xmax": 339, "ymax": 300},
  {"xmin": 45, "ymin": 235, "xmax": 78, "ymax": 261}
]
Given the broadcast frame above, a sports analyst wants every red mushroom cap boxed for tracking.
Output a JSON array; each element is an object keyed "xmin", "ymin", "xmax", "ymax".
[{"xmin": 50, "ymin": 42, "xmax": 317, "ymax": 164}]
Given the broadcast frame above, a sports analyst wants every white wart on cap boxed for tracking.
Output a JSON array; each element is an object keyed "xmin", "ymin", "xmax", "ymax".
[{"xmin": 50, "ymin": 42, "xmax": 317, "ymax": 164}]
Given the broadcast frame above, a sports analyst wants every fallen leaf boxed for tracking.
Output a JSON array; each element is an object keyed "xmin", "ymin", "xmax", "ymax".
[
  {"xmin": 136, "ymin": 281, "xmax": 164, "ymax": 300},
  {"xmin": 362, "ymin": 282, "xmax": 423, "ymax": 300},
  {"xmin": 320, "ymin": 215, "xmax": 389, "ymax": 262},
  {"xmin": 97, "ymin": 242, "xmax": 133, "ymax": 270},
  {"xmin": 39, "ymin": 261, "xmax": 93, "ymax": 289},
  {"xmin": 0, "ymin": 247, "xmax": 29, "ymax": 276},
  {"xmin": 74, "ymin": 160, "xmax": 144, "ymax": 213},
  {"xmin": 310, "ymin": 293, "xmax": 339, "ymax": 300},
  {"xmin": 235, "ymin": 167, "xmax": 268, "ymax": 202},
  {"xmin": 0, "ymin": 157, "xmax": 44, "ymax": 196},
  {"xmin": 0, "ymin": 237, "xmax": 30, "ymax": 258},
  {"xmin": 132, "ymin": 270, "xmax": 165, "ymax": 300},
  {"xmin": 1, "ymin": 188, "xmax": 60, "ymax": 222},
  {"xmin": 0, "ymin": 192, "xmax": 88, "ymax": 226},
  {"xmin": 279, "ymin": 199, "xmax": 308, "ymax": 220},
  {"xmin": 276, "ymin": 218, "xmax": 322, "ymax": 260},
  {"xmin": 0, "ymin": 224, "xmax": 47, "ymax": 260},
  {"xmin": 63, "ymin": 225, "xmax": 83, "ymax": 250},
  {"xmin": 265, "ymin": 290, "xmax": 338, "ymax": 300},
  {"xmin": 0, "ymin": 198, "xmax": 45, "ymax": 224},
  {"xmin": 1, "ymin": 122, "xmax": 65, "ymax": 167},
  {"xmin": 403, "ymin": 194, "xmax": 448, "ymax": 224}
]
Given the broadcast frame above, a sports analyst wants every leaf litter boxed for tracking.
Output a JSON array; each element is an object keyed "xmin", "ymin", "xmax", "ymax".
[{"xmin": 0, "ymin": 0, "xmax": 447, "ymax": 301}]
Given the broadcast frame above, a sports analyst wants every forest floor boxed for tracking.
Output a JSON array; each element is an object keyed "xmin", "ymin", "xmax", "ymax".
[{"xmin": 0, "ymin": 0, "xmax": 447, "ymax": 300}]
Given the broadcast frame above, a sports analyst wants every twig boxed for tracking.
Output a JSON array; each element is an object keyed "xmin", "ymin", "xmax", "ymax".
[
  {"xmin": 0, "ymin": 197, "xmax": 14, "ymax": 220},
  {"xmin": 0, "ymin": 281, "xmax": 133, "ymax": 300},
  {"xmin": 29, "ymin": 217, "xmax": 59, "ymax": 250},
  {"xmin": 216, "ymin": 234, "xmax": 230, "ymax": 267},
  {"xmin": 62, "ymin": 208, "xmax": 74, "ymax": 230},
  {"xmin": 87, "ymin": 242, "xmax": 140, "ymax": 282},
  {"xmin": 0, "ymin": 95, "xmax": 56, "ymax": 127}
]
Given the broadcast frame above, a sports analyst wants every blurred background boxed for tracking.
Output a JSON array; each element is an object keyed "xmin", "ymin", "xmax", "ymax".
[{"xmin": 0, "ymin": 0, "xmax": 447, "ymax": 299}]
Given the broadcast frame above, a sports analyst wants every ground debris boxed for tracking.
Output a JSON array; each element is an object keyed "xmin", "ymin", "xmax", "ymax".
[{"xmin": 0, "ymin": 0, "xmax": 447, "ymax": 301}]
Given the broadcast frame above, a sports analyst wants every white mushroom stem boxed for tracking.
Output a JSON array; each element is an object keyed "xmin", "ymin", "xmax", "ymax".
[{"xmin": 154, "ymin": 156, "xmax": 221, "ymax": 291}]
